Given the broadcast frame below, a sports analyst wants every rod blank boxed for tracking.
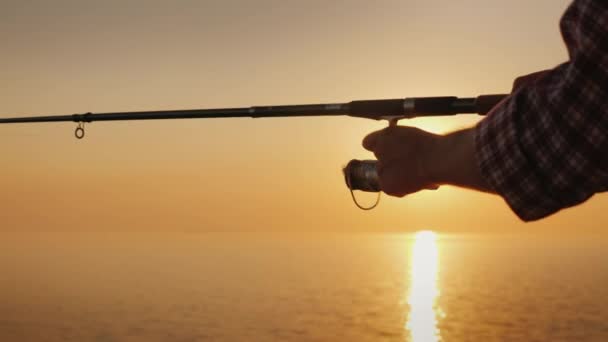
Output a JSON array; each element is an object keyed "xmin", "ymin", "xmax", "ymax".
[{"xmin": 0, "ymin": 94, "xmax": 507, "ymax": 124}]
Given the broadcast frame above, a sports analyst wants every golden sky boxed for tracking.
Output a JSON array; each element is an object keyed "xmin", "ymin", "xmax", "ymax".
[{"xmin": 1, "ymin": 0, "xmax": 604, "ymax": 233}]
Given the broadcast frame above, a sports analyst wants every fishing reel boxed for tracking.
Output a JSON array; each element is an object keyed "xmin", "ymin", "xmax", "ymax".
[{"xmin": 343, "ymin": 159, "xmax": 381, "ymax": 210}]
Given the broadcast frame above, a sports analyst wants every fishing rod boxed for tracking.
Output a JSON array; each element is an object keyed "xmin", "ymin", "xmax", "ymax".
[{"xmin": 1, "ymin": 94, "xmax": 507, "ymax": 209}]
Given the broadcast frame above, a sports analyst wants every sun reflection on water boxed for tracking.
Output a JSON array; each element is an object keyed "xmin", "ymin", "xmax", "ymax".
[{"xmin": 406, "ymin": 230, "xmax": 442, "ymax": 341}]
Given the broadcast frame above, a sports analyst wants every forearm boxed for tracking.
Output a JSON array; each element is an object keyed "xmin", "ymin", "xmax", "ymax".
[{"xmin": 424, "ymin": 128, "xmax": 494, "ymax": 193}]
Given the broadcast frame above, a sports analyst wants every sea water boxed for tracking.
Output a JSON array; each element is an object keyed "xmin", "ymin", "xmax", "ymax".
[{"xmin": 1, "ymin": 232, "xmax": 607, "ymax": 341}]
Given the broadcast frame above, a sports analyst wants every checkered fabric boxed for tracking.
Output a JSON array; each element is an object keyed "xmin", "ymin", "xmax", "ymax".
[{"xmin": 475, "ymin": 0, "xmax": 608, "ymax": 221}]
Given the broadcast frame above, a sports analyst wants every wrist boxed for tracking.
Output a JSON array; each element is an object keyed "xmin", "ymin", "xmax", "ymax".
[
  {"xmin": 420, "ymin": 131, "xmax": 449, "ymax": 185},
  {"xmin": 422, "ymin": 127, "xmax": 488, "ymax": 190}
]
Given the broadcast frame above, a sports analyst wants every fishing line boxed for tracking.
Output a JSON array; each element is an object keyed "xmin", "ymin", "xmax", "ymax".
[{"xmin": 345, "ymin": 167, "xmax": 381, "ymax": 210}]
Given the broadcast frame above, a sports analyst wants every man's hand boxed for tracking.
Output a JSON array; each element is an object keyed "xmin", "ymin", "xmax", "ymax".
[
  {"xmin": 362, "ymin": 126, "xmax": 494, "ymax": 197},
  {"xmin": 362, "ymin": 126, "xmax": 441, "ymax": 197}
]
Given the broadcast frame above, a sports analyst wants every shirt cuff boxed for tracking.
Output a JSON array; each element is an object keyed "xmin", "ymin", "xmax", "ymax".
[{"xmin": 474, "ymin": 94, "xmax": 563, "ymax": 221}]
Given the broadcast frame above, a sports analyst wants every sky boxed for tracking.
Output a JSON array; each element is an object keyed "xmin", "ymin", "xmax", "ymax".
[{"xmin": 1, "ymin": 0, "xmax": 604, "ymax": 234}]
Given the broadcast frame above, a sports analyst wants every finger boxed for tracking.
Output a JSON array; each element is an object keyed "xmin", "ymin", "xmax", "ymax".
[
  {"xmin": 362, "ymin": 130, "xmax": 386, "ymax": 151},
  {"xmin": 380, "ymin": 183, "xmax": 409, "ymax": 198},
  {"xmin": 384, "ymin": 191, "xmax": 407, "ymax": 198},
  {"xmin": 377, "ymin": 163, "xmax": 407, "ymax": 197},
  {"xmin": 372, "ymin": 150, "xmax": 387, "ymax": 161}
]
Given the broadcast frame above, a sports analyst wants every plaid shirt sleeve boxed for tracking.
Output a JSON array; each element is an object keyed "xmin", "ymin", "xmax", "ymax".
[{"xmin": 475, "ymin": 0, "xmax": 608, "ymax": 221}]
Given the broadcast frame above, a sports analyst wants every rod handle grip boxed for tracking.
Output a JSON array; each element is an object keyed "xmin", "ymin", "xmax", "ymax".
[{"xmin": 476, "ymin": 94, "xmax": 508, "ymax": 115}]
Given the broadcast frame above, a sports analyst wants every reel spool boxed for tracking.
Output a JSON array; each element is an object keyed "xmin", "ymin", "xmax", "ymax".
[{"xmin": 343, "ymin": 159, "xmax": 381, "ymax": 210}]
